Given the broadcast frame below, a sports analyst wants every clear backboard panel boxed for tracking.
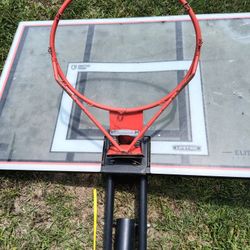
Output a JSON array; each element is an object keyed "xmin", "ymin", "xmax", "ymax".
[{"xmin": 1, "ymin": 13, "xmax": 250, "ymax": 177}]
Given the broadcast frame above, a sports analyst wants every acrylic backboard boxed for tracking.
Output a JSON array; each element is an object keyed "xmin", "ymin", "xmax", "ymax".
[{"xmin": 1, "ymin": 13, "xmax": 250, "ymax": 177}]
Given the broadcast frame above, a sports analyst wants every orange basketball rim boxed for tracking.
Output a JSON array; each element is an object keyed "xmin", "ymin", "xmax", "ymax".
[{"xmin": 49, "ymin": 0, "xmax": 202, "ymax": 156}]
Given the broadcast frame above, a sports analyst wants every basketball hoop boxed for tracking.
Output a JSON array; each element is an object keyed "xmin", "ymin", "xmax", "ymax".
[
  {"xmin": 49, "ymin": 1, "xmax": 202, "ymax": 248},
  {"xmin": 49, "ymin": 0, "xmax": 202, "ymax": 155}
]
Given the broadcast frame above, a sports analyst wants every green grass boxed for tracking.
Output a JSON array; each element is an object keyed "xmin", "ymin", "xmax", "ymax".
[
  {"xmin": 1, "ymin": 0, "xmax": 250, "ymax": 249},
  {"xmin": 1, "ymin": 174, "xmax": 250, "ymax": 249}
]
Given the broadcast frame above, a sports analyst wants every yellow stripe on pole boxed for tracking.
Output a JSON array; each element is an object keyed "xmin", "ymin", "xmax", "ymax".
[{"xmin": 93, "ymin": 189, "xmax": 97, "ymax": 250}]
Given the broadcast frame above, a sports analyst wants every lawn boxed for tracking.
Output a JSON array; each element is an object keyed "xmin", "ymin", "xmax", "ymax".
[{"xmin": 1, "ymin": 0, "xmax": 250, "ymax": 249}]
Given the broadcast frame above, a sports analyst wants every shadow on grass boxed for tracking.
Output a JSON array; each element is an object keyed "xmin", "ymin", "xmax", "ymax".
[
  {"xmin": 1, "ymin": 171, "xmax": 250, "ymax": 209},
  {"xmin": 150, "ymin": 175, "xmax": 250, "ymax": 208}
]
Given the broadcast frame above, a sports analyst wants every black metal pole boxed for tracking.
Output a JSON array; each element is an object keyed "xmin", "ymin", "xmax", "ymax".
[
  {"xmin": 138, "ymin": 175, "xmax": 148, "ymax": 250},
  {"xmin": 114, "ymin": 218, "xmax": 135, "ymax": 250},
  {"xmin": 104, "ymin": 175, "xmax": 115, "ymax": 250}
]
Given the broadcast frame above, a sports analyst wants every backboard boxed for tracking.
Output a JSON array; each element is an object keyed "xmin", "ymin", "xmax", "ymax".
[{"xmin": 1, "ymin": 13, "xmax": 250, "ymax": 177}]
